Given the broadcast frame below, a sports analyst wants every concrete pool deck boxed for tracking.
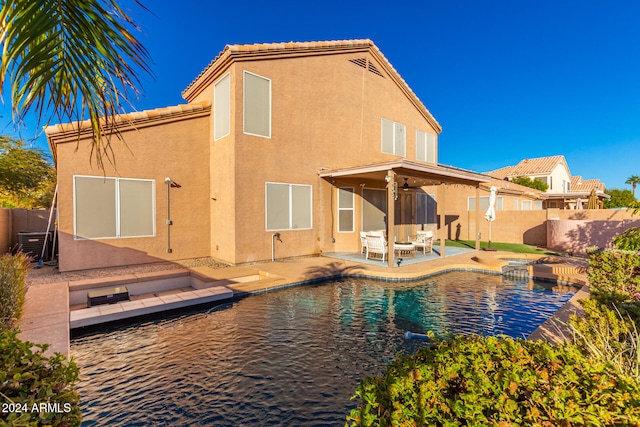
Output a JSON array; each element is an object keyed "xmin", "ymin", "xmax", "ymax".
[{"xmin": 18, "ymin": 250, "xmax": 589, "ymax": 357}]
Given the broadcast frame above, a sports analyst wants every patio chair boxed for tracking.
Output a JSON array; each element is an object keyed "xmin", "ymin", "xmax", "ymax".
[
  {"xmin": 360, "ymin": 232, "xmax": 368, "ymax": 254},
  {"xmin": 365, "ymin": 234, "xmax": 388, "ymax": 262},
  {"xmin": 410, "ymin": 230, "xmax": 433, "ymax": 254}
]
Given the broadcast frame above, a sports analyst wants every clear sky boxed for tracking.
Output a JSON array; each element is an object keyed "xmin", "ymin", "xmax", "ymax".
[{"xmin": 2, "ymin": 0, "xmax": 639, "ymax": 190}]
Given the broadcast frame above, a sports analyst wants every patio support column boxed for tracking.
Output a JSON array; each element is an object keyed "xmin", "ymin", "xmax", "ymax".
[
  {"xmin": 386, "ymin": 170, "xmax": 396, "ymax": 268},
  {"xmin": 439, "ymin": 182, "xmax": 446, "ymax": 258},
  {"xmin": 475, "ymin": 184, "xmax": 481, "ymax": 250}
]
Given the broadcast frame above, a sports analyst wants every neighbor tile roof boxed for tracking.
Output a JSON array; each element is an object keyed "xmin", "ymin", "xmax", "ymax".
[
  {"xmin": 570, "ymin": 176, "xmax": 606, "ymax": 192},
  {"xmin": 485, "ymin": 155, "xmax": 567, "ymax": 178}
]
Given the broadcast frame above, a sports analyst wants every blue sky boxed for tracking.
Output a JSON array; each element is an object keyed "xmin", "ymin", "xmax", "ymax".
[{"xmin": 2, "ymin": 0, "xmax": 639, "ymax": 190}]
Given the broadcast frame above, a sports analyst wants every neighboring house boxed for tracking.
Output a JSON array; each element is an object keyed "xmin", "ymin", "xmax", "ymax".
[
  {"xmin": 47, "ymin": 39, "xmax": 489, "ymax": 271},
  {"xmin": 486, "ymin": 155, "xmax": 608, "ymax": 209}
]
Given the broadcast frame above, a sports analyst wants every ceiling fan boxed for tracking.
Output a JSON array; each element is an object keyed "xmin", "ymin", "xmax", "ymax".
[{"xmin": 401, "ymin": 177, "xmax": 423, "ymax": 191}]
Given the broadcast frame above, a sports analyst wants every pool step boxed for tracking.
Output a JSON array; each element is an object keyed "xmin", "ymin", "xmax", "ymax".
[{"xmin": 70, "ymin": 286, "xmax": 233, "ymax": 329}]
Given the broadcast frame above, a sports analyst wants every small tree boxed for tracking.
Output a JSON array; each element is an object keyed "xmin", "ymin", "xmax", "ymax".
[
  {"xmin": 605, "ymin": 188, "xmax": 636, "ymax": 209},
  {"xmin": 0, "ymin": 136, "xmax": 56, "ymax": 208},
  {"xmin": 509, "ymin": 175, "xmax": 549, "ymax": 192}
]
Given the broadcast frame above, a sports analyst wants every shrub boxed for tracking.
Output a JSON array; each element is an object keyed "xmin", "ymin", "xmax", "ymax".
[
  {"xmin": 612, "ymin": 227, "xmax": 640, "ymax": 251},
  {"xmin": 570, "ymin": 298, "xmax": 640, "ymax": 380},
  {"xmin": 0, "ymin": 329, "xmax": 81, "ymax": 426},
  {"xmin": 346, "ymin": 335, "xmax": 640, "ymax": 427},
  {"xmin": 0, "ymin": 252, "xmax": 30, "ymax": 330},
  {"xmin": 587, "ymin": 249, "xmax": 640, "ymax": 303}
]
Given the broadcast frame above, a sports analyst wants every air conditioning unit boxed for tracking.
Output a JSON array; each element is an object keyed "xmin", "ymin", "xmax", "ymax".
[{"xmin": 17, "ymin": 231, "xmax": 52, "ymax": 262}]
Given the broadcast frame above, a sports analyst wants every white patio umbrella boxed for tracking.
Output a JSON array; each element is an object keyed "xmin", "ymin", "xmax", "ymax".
[{"xmin": 484, "ymin": 186, "xmax": 497, "ymax": 250}]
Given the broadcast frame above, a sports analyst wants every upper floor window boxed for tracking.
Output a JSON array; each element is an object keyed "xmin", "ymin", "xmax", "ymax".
[
  {"xmin": 416, "ymin": 130, "xmax": 435, "ymax": 163},
  {"xmin": 381, "ymin": 118, "xmax": 405, "ymax": 157},
  {"xmin": 244, "ymin": 71, "xmax": 271, "ymax": 138},
  {"xmin": 214, "ymin": 73, "xmax": 230, "ymax": 140}
]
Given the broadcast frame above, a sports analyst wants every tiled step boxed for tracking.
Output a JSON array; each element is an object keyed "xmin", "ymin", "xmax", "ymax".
[{"xmin": 70, "ymin": 286, "xmax": 233, "ymax": 329}]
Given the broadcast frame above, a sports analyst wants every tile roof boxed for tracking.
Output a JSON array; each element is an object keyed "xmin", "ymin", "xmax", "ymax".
[
  {"xmin": 570, "ymin": 176, "xmax": 606, "ymax": 192},
  {"xmin": 45, "ymin": 101, "xmax": 211, "ymax": 135},
  {"xmin": 485, "ymin": 155, "xmax": 567, "ymax": 178}
]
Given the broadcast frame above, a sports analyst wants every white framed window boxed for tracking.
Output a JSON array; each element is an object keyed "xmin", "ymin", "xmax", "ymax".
[
  {"xmin": 416, "ymin": 130, "xmax": 436, "ymax": 163},
  {"xmin": 214, "ymin": 73, "xmax": 230, "ymax": 140},
  {"xmin": 468, "ymin": 196, "xmax": 503, "ymax": 211},
  {"xmin": 338, "ymin": 188, "xmax": 354, "ymax": 232},
  {"xmin": 417, "ymin": 193, "xmax": 437, "ymax": 224},
  {"xmin": 266, "ymin": 182, "xmax": 312, "ymax": 230},
  {"xmin": 74, "ymin": 176, "xmax": 155, "ymax": 239},
  {"xmin": 244, "ymin": 71, "xmax": 271, "ymax": 138},
  {"xmin": 513, "ymin": 198, "xmax": 519, "ymax": 210},
  {"xmin": 522, "ymin": 200, "xmax": 532, "ymax": 210},
  {"xmin": 534, "ymin": 200, "xmax": 543, "ymax": 210},
  {"xmin": 381, "ymin": 118, "xmax": 405, "ymax": 157}
]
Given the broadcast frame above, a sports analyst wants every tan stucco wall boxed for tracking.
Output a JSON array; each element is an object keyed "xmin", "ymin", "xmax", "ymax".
[
  {"xmin": 207, "ymin": 52, "xmax": 442, "ymax": 263},
  {"xmin": 52, "ymin": 113, "xmax": 212, "ymax": 271},
  {"xmin": 426, "ymin": 184, "xmax": 547, "ymax": 246}
]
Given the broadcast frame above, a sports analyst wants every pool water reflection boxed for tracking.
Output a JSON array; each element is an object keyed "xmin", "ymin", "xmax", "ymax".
[{"xmin": 71, "ymin": 272, "xmax": 575, "ymax": 426}]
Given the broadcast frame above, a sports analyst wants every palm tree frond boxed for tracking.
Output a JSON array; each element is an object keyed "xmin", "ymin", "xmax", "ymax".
[{"xmin": 0, "ymin": 0, "xmax": 152, "ymax": 169}]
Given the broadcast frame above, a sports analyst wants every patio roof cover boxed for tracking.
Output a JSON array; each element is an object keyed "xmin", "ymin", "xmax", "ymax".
[
  {"xmin": 318, "ymin": 159, "xmax": 490, "ymax": 186},
  {"xmin": 319, "ymin": 160, "xmax": 489, "ymax": 267}
]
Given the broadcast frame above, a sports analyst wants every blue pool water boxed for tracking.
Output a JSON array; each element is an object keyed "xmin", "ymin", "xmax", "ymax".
[{"xmin": 71, "ymin": 272, "xmax": 575, "ymax": 426}]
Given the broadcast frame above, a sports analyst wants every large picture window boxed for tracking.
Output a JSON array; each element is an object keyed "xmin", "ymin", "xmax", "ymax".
[
  {"xmin": 381, "ymin": 118, "xmax": 405, "ymax": 157},
  {"xmin": 266, "ymin": 182, "xmax": 312, "ymax": 230},
  {"xmin": 338, "ymin": 187, "xmax": 354, "ymax": 232},
  {"xmin": 416, "ymin": 130, "xmax": 436, "ymax": 163},
  {"xmin": 74, "ymin": 176, "xmax": 155, "ymax": 239},
  {"xmin": 244, "ymin": 71, "xmax": 271, "ymax": 138},
  {"xmin": 214, "ymin": 73, "xmax": 230, "ymax": 140}
]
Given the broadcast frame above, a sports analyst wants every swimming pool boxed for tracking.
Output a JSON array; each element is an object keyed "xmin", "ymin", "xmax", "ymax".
[{"xmin": 71, "ymin": 271, "xmax": 575, "ymax": 426}]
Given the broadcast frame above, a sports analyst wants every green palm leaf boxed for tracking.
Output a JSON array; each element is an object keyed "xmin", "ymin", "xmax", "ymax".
[{"xmin": 0, "ymin": 0, "xmax": 152, "ymax": 169}]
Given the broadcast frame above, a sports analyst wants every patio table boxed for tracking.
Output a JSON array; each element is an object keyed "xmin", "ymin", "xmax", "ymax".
[{"xmin": 394, "ymin": 242, "xmax": 416, "ymax": 257}]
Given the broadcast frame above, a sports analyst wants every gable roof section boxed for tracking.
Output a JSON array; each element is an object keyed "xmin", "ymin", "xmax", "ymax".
[
  {"xmin": 485, "ymin": 155, "xmax": 569, "ymax": 178},
  {"xmin": 182, "ymin": 39, "xmax": 442, "ymax": 133}
]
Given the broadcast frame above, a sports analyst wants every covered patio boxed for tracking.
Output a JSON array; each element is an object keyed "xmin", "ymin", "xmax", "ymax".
[{"xmin": 319, "ymin": 159, "xmax": 490, "ymax": 268}]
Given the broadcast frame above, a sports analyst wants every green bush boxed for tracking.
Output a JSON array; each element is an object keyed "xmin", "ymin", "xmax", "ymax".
[
  {"xmin": 587, "ymin": 249, "xmax": 640, "ymax": 303},
  {"xmin": 346, "ymin": 335, "xmax": 640, "ymax": 427},
  {"xmin": 0, "ymin": 252, "xmax": 30, "ymax": 330},
  {"xmin": 0, "ymin": 329, "xmax": 81, "ymax": 427},
  {"xmin": 612, "ymin": 227, "xmax": 640, "ymax": 251}
]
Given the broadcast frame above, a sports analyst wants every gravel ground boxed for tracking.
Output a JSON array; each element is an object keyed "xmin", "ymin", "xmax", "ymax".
[{"xmin": 25, "ymin": 257, "xmax": 231, "ymax": 287}]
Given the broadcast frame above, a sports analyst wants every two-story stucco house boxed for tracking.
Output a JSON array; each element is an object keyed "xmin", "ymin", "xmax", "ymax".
[{"xmin": 46, "ymin": 39, "xmax": 488, "ymax": 272}]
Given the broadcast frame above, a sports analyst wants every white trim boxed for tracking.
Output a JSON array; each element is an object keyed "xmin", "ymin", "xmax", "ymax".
[
  {"xmin": 265, "ymin": 181, "xmax": 313, "ymax": 231},
  {"xmin": 214, "ymin": 72, "xmax": 231, "ymax": 141},
  {"xmin": 337, "ymin": 187, "xmax": 355, "ymax": 233},
  {"xmin": 381, "ymin": 118, "xmax": 406, "ymax": 157},
  {"xmin": 73, "ymin": 175, "xmax": 155, "ymax": 240},
  {"xmin": 243, "ymin": 70, "xmax": 272, "ymax": 138}
]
